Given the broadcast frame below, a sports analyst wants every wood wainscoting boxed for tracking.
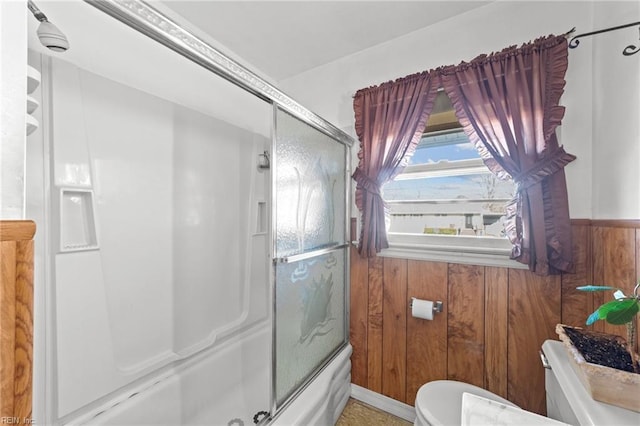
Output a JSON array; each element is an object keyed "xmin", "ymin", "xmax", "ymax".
[
  {"xmin": 1, "ymin": 221, "xmax": 36, "ymax": 424},
  {"xmin": 349, "ymin": 220, "xmax": 640, "ymax": 415}
]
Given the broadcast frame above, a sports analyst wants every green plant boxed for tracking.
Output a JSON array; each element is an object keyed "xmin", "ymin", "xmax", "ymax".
[{"xmin": 577, "ymin": 281, "xmax": 640, "ymax": 372}]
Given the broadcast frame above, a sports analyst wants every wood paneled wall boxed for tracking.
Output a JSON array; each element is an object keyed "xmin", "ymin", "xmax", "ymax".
[
  {"xmin": 0, "ymin": 221, "xmax": 36, "ymax": 425},
  {"xmin": 350, "ymin": 221, "xmax": 640, "ymax": 415}
]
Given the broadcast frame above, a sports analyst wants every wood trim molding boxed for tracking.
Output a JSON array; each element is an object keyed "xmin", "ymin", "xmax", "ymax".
[
  {"xmin": 591, "ymin": 219, "xmax": 640, "ymax": 228},
  {"xmin": 0, "ymin": 220, "xmax": 35, "ymax": 424},
  {"xmin": 569, "ymin": 219, "xmax": 592, "ymax": 226},
  {"xmin": 0, "ymin": 221, "xmax": 36, "ymax": 242},
  {"xmin": 570, "ymin": 219, "xmax": 640, "ymax": 228}
]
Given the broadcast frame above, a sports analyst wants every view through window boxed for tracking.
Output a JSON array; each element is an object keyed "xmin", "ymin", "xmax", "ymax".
[{"xmin": 383, "ymin": 95, "xmax": 515, "ymax": 241}]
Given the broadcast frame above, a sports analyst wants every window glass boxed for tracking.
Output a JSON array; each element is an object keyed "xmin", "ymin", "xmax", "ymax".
[
  {"xmin": 408, "ymin": 131, "xmax": 479, "ymax": 164},
  {"xmin": 384, "ymin": 129, "xmax": 515, "ymax": 238}
]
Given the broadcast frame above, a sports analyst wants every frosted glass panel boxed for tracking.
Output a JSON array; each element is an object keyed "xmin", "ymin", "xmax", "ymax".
[
  {"xmin": 275, "ymin": 249, "xmax": 346, "ymax": 406},
  {"xmin": 275, "ymin": 108, "xmax": 346, "ymax": 257}
]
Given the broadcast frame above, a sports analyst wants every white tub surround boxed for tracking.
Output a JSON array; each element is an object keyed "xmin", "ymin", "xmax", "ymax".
[{"xmin": 27, "ymin": 1, "xmax": 353, "ymax": 425}]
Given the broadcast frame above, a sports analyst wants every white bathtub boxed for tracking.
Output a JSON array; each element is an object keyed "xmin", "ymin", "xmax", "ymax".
[
  {"xmin": 271, "ymin": 345, "xmax": 352, "ymax": 426},
  {"xmin": 68, "ymin": 324, "xmax": 351, "ymax": 426}
]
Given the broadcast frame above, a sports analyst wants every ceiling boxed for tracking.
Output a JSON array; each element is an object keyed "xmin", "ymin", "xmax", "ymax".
[{"xmin": 160, "ymin": 1, "xmax": 493, "ymax": 81}]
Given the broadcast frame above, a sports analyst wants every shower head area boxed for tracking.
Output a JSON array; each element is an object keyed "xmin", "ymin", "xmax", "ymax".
[
  {"xmin": 27, "ymin": 0, "xmax": 70, "ymax": 52},
  {"xmin": 25, "ymin": 1, "xmax": 352, "ymax": 425}
]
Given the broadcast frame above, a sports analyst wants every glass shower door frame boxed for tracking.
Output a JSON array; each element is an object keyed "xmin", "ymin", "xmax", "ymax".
[{"xmin": 270, "ymin": 104, "xmax": 351, "ymax": 419}]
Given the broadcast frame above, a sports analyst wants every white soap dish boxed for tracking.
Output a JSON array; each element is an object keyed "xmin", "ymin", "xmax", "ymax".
[
  {"xmin": 27, "ymin": 66, "xmax": 41, "ymax": 94},
  {"xmin": 26, "ymin": 114, "xmax": 39, "ymax": 135},
  {"xmin": 27, "ymin": 95, "xmax": 39, "ymax": 114}
]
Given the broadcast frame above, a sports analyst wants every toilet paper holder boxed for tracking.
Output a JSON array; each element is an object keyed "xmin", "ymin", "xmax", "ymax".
[{"xmin": 410, "ymin": 298, "xmax": 443, "ymax": 313}]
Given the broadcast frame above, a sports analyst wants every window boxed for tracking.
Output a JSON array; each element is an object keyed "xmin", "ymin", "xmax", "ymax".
[
  {"xmin": 385, "ymin": 129, "xmax": 515, "ymax": 237},
  {"xmin": 380, "ymin": 93, "xmax": 523, "ymax": 268}
]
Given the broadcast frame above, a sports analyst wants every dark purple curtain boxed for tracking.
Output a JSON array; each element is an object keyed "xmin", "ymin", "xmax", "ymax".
[
  {"xmin": 352, "ymin": 72, "xmax": 439, "ymax": 257},
  {"xmin": 440, "ymin": 35, "xmax": 575, "ymax": 274}
]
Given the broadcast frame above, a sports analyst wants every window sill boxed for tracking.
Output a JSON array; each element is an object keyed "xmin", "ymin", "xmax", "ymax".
[{"xmin": 380, "ymin": 233, "xmax": 528, "ymax": 270}]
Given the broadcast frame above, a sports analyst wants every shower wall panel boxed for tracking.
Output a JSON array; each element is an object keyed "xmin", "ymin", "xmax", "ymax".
[{"xmin": 48, "ymin": 57, "xmax": 271, "ymax": 418}]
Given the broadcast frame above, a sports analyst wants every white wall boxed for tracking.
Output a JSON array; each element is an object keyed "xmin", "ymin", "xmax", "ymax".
[
  {"xmin": 9, "ymin": 2, "xmax": 640, "ymax": 221},
  {"xmin": 0, "ymin": 0, "xmax": 28, "ymax": 218},
  {"xmin": 280, "ymin": 1, "xmax": 639, "ymax": 220},
  {"xmin": 591, "ymin": 1, "xmax": 640, "ymax": 219}
]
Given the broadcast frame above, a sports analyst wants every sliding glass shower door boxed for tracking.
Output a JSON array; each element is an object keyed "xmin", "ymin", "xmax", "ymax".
[{"xmin": 273, "ymin": 106, "xmax": 349, "ymax": 410}]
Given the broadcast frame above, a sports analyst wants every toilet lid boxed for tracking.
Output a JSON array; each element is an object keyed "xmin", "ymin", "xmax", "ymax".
[{"xmin": 415, "ymin": 380, "xmax": 517, "ymax": 426}]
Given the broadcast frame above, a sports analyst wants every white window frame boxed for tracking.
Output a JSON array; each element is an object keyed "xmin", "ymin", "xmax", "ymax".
[
  {"xmin": 394, "ymin": 158, "xmax": 487, "ymax": 180},
  {"xmin": 380, "ymin": 131, "xmax": 526, "ymax": 269}
]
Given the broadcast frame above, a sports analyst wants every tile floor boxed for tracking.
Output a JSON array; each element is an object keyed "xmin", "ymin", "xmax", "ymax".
[{"xmin": 336, "ymin": 398, "xmax": 413, "ymax": 426}]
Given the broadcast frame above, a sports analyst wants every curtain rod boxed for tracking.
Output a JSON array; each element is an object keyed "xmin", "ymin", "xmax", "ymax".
[{"xmin": 565, "ymin": 21, "xmax": 640, "ymax": 56}]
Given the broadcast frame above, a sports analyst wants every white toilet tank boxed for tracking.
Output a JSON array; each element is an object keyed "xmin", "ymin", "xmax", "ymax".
[{"xmin": 541, "ymin": 340, "xmax": 640, "ymax": 426}]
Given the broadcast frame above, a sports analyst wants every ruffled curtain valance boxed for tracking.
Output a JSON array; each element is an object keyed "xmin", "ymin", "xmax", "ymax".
[{"xmin": 352, "ymin": 34, "xmax": 576, "ymax": 275}]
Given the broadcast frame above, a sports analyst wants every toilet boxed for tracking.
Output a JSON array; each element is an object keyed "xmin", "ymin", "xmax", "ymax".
[
  {"xmin": 414, "ymin": 380, "xmax": 518, "ymax": 426},
  {"xmin": 415, "ymin": 343, "xmax": 640, "ymax": 425}
]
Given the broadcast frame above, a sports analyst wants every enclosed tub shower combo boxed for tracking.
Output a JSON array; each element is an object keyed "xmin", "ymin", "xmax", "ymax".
[{"xmin": 26, "ymin": 1, "xmax": 353, "ymax": 425}]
